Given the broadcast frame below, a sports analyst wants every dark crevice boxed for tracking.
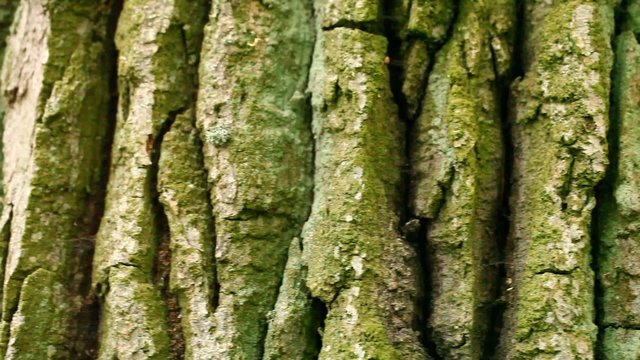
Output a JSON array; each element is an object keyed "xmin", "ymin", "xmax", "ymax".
[
  {"xmin": 184, "ymin": 0, "xmax": 218, "ymax": 314},
  {"xmin": 309, "ymin": 297, "xmax": 327, "ymax": 359},
  {"xmin": 594, "ymin": 2, "xmax": 628, "ymax": 358},
  {"xmin": 150, "ymin": 109, "xmax": 185, "ymax": 360},
  {"xmin": 534, "ymin": 269, "xmax": 574, "ymax": 276},
  {"xmin": 602, "ymin": 324, "xmax": 640, "ymax": 331},
  {"xmin": 0, "ymin": 205, "xmax": 12, "ymax": 320},
  {"xmin": 415, "ymin": 218, "xmax": 442, "ymax": 360},
  {"xmin": 484, "ymin": 1, "xmax": 524, "ymax": 358},
  {"xmin": 76, "ymin": 1, "xmax": 124, "ymax": 358},
  {"xmin": 1, "ymin": 275, "xmax": 27, "ymax": 358},
  {"xmin": 406, "ymin": 1, "xmax": 459, "ymax": 125},
  {"xmin": 322, "ymin": 21, "xmax": 382, "ymax": 34},
  {"xmin": 381, "ymin": 0, "xmax": 457, "ymax": 358}
]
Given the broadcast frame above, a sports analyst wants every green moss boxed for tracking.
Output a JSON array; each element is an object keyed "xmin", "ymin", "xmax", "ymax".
[
  {"xmin": 598, "ymin": 27, "xmax": 640, "ymax": 331},
  {"xmin": 499, "ymin": 1, "xmax": 614, "ymax": 358},
  {"xmin": 304, "ymin": 14, "xmax": 425, "ymax": 356},
  {"xmin": 601, "ymin": 328, "xmax": 640, "ymax": 359},
  {"xmin": 1, "ymin": 269, "xmax": 69, "ymax": 360},
  {"xmin": 408, "ymin": 1, "xmax": 514, "ymax": 358},
  {"xmin": 194, "ymin": 0, "xmax": 315, "ymax": 357},
  {"xmin": 321, "ymin": 0, "xmax": 381, "ymax": 30}
]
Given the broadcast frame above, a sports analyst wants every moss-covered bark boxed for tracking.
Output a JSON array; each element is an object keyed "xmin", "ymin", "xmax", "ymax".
[
  {"xmin": 498, "ymin": 1, "xmax": 615, "ymax": 358},
  {"xmin": 299, "ymin": 1, "xmax": 427, "ymax": 358},
  {"xmin": 1, "ymin": 1, "xmax": 640, "ymax": 359},
  {"xmin": 409, "ymin": 1, "xmax": 515, "ymax": 358},
  {"xmin": 195, "ymin": 1, "xmax": 315, "ymax": 358},
  {"xmin": 597, "ymin": 1, "xmax": 640, "ymax": 358},
  {"xmin": 92, "ymin": 1, "xmax": 208, "ymax": 358},
  {"xmin": 0, "ymin": 0, "xmax": 112, "ymax": 358}
]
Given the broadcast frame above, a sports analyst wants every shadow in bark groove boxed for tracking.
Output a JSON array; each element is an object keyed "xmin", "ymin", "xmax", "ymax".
[
  {"xmin": 482, "ymin": 1, "xmax": 524, "ymax": 358},
  {"xmin": 381, "ymin": 0, "xmax": 458, "ymax": 358},
  {"xmin": 151, "ymin": 108, "xmax": 187, "ymax": 360},
  {"xmin": 75, "ymin": 1, "xmax": 124, "ymax": 358},
  {"xmin": 593, "ymin": 1, "xmax": 629, "ymax": 357}
]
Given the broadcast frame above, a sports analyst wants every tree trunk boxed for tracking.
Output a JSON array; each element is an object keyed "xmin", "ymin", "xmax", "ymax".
[{"xmin": 0, "ymin": 0, "xmax": 636, "ymax": 359}]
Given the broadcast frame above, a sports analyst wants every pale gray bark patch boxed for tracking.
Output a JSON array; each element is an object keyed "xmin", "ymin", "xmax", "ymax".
[
  {"xmin": 0, "ymin": 0, "xmax": 111, "ymax": 358},
  {"xmin": 195, "ymin": 1, "xmax": 315, "ymax": 358},
  {"xmin": 92, "ymin": 0, "xmax": 207, "ymax": 358},
  {"xmin": 498, "ymin": 1, "xmax": 614, "ymax": 358}
]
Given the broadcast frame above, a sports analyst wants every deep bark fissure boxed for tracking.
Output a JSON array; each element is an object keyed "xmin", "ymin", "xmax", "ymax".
[
  {"xmin": 484, "ymin": 3, "xmax": 523, "ymax": 357},
  {"xmin": 322, "ymin": 21, "xmax": 382, "ymax": 34},
  {"xmin": 304, "ymin": 8, "xmax": 324, "ymax": 357},
  {"xmin": 417, "ymin": 219, "xmax": 442, "ymax": 360},
  {"xmin": 382, "ymin": 0, "xmax": 461, "ymax": 356},
  {"xmin": 77, "ymin": 1, "xmax": 124, "ymax": 358},
  {"xmin": 382, "ymin": 2, "xmax": 465, "ymax": 358},
  {"xmin": 151, "ymin": 108, "xmax": 186, "ymax": 360},
  {"xmin": 593, "ymin": 1, "xmax": 628, "ymax": 356},
  {"xmin": 0, "ymin": 206, "xmax": 11, "ymax": 322},
  {"xmin": 0, "ymin": 207, "xmax": 12, "ymax": 359},
  {"xmin": 196, "ymin": 0, "xmax": 217, "ymax": 315}
]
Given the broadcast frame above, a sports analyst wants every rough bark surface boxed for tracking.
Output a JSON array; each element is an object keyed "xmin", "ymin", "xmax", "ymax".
[
  {"xmin": 499, "ymin": 1, "xmax": 614, "ymax": 358},
  {"xmin": 409, "ymin": 1, "xmax": 514, "ymax": 358},
  {"xmin": 0, "ymin": 0, "xmax": 639, "ymax": 359},
  {"xmin": 597, "ymin": 1, "xmax": 640, "ymax": 358},
  {"xmin": 301, "ymin": 1, "xmax": 426, "ymax": 358},
  {"xmin": 0, "ymin": 1, "xmax": 111, "ymax": 358},
  {"xmin": 195, "ymin": 1, "xmax": 314, "ymax": 359}
]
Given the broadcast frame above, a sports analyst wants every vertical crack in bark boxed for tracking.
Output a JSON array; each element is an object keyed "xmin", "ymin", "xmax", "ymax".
[
  {"xmin": 0, "ymin": 0, "xmax": 118, "ymax": 357},
  {"xmin": 0, "ymin": 206, "xmax": 11, "ymax": 321},
  {"xmin": 91, "ymin": 1, "xmax": 213, "ymax": 357},
  {"xmin": 299, "ymin": 0, "xmax": 429, "ymax": 357},
  {"xmin": 262, "ymin": 3, "xmax": 321, "ymax": 355},
  {"xmin": 497, "ymin": 2, "xmax": 615, "ymax": 358},
  {"xmin": 406, "ymin": 1, "xmax": 515, "ymax": 358},
  {"xmin": 594, "ymin": 0, "xmax": 640, "ymax": 357},
  {"xmin": 483, "ymin": 2, "xmax": 523, "ymax": 358},
  {"xmin": 381, "ymin": 1, "xmax": 458, "ymax": 358},
  {"xmin": 151, "ymin": 111, "xmax": 183, "ymax": 360},
  {"xmin": 77, "ymin": 1, "xmax": 124, "ymax": 358},
  {"xmin": 196, "ymin": 2, "xmax": 315, "ymax": 358}
]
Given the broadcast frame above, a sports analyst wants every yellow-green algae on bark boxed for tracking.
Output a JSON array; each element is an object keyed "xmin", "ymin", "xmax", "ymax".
[
  {"xmin": 498, "ymin": 1, "xmax": 615, "ymax": 358},
  {"xmin": 0, "ymin": 0, "xmax": 111, "ymax": 358},
  {"xmin": 92, "ymin": 0, "xmax": 207, "ymax": 358},
  {"xmin": 302, "ymin": 0, "xmax": 427, "ymax": 358},
  {"xmin": 598, "ymin": 1, "xmax": 640, "ymax": 357},
  {"xmin": 196, "ymin": 1, "xmax": 315, "ymax": 358},
  {"xmin": 410, "ymin": 1, "xmax": 515, "ymax": 358}
]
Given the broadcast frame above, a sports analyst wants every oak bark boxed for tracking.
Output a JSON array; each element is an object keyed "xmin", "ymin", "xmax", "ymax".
[{"xmin": 0, "ymin": 1, "xmax": 637, "ymax": 359}]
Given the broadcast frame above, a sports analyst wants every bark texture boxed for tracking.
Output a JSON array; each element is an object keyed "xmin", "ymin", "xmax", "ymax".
[
  {"xmin": 499, "ymin": 1, "xmax": 614, "ymax": 358},
  {"xmin": 0, "ymin": 0, "xmax": 639, "ymax": 359},
  {"xmin": 409, "ymin": 1, "xmax": 514, "ymax": 358}
]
